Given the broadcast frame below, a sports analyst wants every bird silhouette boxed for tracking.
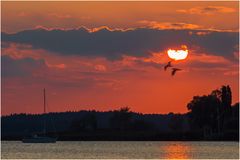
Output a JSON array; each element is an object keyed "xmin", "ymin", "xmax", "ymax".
[
  {"xmin": 171, "ymin": 68, "xmax": 182, "ymax": 76},
  {"xmin": 164, "ymin": 61, "xmax": 172, "ymax": 71}
]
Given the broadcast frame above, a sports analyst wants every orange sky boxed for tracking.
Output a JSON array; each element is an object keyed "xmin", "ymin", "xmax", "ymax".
[
  {"xmin": 2, "ymin": 1, "xmax": 239, "ymax": 33},
  {"xmin": 1, "ymin": 1, "xmax": 239, "ymax": 115}
]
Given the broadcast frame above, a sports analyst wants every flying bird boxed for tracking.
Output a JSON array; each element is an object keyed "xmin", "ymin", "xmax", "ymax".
[
  {"xmin": 171, "ymin": 68, "xmax": 182, "ymax": 76},
  {"xmin": 164, "ymin": 61, "xmax": 172, "ymax": 71}
]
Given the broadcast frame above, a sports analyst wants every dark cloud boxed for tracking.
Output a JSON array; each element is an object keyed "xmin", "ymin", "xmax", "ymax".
[
  {"xmin": 1, "ymin": 55, "xmax": 47, "ymax": 77},
  {"xmin": 2, "ymin": 27, "xmax": 238, "ymax": 61},
  {"xmin": 187, "ymin": 61, "xmax": 229, "ymax": 69},
  {"xmin": 1, "ymin": 55, "xmax": 120, "ymax": 90}
]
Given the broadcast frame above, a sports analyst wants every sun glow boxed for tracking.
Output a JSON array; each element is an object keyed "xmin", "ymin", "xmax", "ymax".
[{"xmin": 167, "ymin": 47, "xmax": 188, "ymax": 61}]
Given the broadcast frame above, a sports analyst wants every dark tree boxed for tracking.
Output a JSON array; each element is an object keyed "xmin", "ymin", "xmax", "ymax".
[
  {"xmin": 187, "ymin": 85, "xmax": 238, "ymax": 138},
  {"xmin": 169, "ymin": 114, "xmax": 184, "ymax": 132},
  {"xmin": 231, "ymin": 102, "xmax": 239, "ymax": 118},
  {"xmin": 211, "ymin": 85, "xmax": 232, "ymax": 109},
  {"xmin": 71, "ymin": 113, "xmax": 97, "ymax": 131},
  {"xmin": 131, "ymin": 119, "xmax": 155, "ymax": 131},
  {"xmin": 212, "ymin": 85, "xmax": 233, "ymax": 128},
  {"xmin": 187, "ymin": 95, "xmax": 221, "ymax": 131},
  {"xmin": 110, "ymin": 107, "xmax": 132, "ymax": 131},
  {"xmin": 221, "ymin": 85, "xmax": 232, "ymax": 110}
]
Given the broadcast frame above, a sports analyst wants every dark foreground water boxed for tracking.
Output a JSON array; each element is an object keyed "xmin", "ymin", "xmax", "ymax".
[{"xmin": 1, "ymin": 141, "xmax": 239, "ymax": 159}]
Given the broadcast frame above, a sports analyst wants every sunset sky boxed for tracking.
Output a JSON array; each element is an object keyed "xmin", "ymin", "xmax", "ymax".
[{"xmin": 1, "ymin": 1, "xmax": 239, "ymax": 115}]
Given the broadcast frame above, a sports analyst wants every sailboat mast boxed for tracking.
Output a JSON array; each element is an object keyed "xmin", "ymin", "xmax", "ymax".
[
  {"xmin": 43, "ymin": 88, "xmax": 46, "ymax": 135},
  {"xmin": 44, "ymin": 88, "xmax": 46, "ymax": 114}
]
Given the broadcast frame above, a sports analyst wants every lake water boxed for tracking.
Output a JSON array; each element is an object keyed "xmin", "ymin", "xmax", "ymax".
[{"xmin": 1, "ymin": 141, "xmax": 239, "ymax": 159}]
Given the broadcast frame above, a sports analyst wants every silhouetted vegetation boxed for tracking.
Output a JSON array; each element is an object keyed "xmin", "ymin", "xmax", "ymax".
[
  {"xmin": 169, "ymin": 113, "xmax": 184, "ymax": 132},
  {"xmin": 187, "ymin": 85, "xmax": 239, "ymax": 140},
  {"xmin": 110, "ymin": 107, "xmax": 132, "ymax": 131},
  {"xmin": 70, "ymin": 112, "xmax": 97, "ymax": 132},
  {"xmin": 1, "ymin": 85, "xmax": 238, "ymax": 141}
]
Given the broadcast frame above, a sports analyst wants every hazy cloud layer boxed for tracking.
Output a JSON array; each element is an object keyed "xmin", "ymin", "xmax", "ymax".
[
  {"xmin": 1, "ymin": 55, "xmax": 47, "ymax": 77},
  {"xmin": 177, "ymin": 6, "xmax": 236, "ymax": 15}
]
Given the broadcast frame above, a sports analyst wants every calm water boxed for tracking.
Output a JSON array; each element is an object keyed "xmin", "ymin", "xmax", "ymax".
[{"xmin": 1, "ymin": 141, "xmax": 239, "ymax": 159}]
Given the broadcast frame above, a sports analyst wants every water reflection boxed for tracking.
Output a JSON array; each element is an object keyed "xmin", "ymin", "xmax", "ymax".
[{"xmin": 162, "ymin": 142, "xmax": 191, "ymax": 159}]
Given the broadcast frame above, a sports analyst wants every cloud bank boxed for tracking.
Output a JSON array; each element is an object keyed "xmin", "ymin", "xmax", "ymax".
[{"xmin": 2, "ymin": 27, "xmax": 238, "ymax": 61}]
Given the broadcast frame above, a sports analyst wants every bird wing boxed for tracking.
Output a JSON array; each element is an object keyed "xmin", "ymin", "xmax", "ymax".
[
  {"xmin": 168, "ymin": 61, "xmax": 172, "ymax": 67},
  {"xmin": 171, "ymin": 69, "xmax": 177, "ymax": 76},
  {"xmin": 171, "ymin": 68, "xmax": 182, "ymax": 76},
  {"xmin": 164, "ymin": 61, "xmax": 173, "ymax": 71},
  {"xmin": 164, "ymin": 65, "xmax": 167, "ymax": 70}
]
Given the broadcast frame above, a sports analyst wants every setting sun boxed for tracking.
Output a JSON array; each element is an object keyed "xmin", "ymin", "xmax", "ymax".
[{"xmin": 167, "ymin": 49, "xmax": 188, "ymax": 61}]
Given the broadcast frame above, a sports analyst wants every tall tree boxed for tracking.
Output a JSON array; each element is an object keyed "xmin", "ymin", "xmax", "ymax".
[
  {"xmin": 187, "ymin": 85, "xmax": 235, "ymax": 135},
  {"xmin": 187, "ymin": 95, "xmax": 221, "ymax": 131},
  {"xmin": 220, "ymin": 85, "xmax": 232, "ymax": 109}
]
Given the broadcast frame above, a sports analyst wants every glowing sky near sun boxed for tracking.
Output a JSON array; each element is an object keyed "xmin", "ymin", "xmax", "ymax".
[{"xmin": 1, "ymin": 1, "xmax": 239, "ymax": 115}]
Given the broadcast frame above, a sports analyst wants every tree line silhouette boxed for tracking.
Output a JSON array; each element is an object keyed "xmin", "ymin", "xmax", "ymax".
[
  {"xmin": 187, "ymin": 85, "xmax": 238, "ymax": 139},
  {"xmin": 1, "ymin": 85, "xmax": 239, "ymax": 141}
]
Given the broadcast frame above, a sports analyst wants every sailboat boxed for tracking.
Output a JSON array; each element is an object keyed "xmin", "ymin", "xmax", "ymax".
[{"xmin": 22, "ymin": 89, "xmax": 57, "ymax": 143}]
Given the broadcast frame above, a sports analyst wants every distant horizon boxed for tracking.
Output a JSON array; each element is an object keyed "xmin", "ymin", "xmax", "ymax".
[
  {"xmin": 2, "ymin": 93, "xmax": 239, "ymax": 117},
  {"xmin": 1, "ymin": 106, "xmax": 189, "ymax": 117}
]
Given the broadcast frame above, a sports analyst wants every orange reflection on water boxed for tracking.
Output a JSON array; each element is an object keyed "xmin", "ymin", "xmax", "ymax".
[{"xmin": 162, "ymin": 142, "xmax": 191, "ymax": 159}]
